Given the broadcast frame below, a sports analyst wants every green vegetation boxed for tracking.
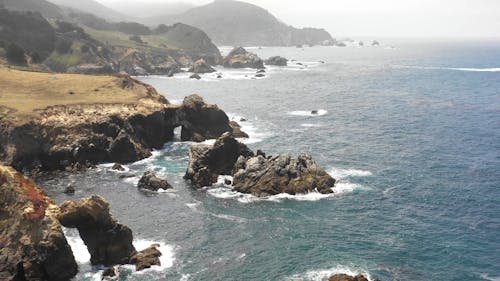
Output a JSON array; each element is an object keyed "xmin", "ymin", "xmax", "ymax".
[{"xmin": 6, "ymin": 43, "xmax": 26, "ymax": 65}]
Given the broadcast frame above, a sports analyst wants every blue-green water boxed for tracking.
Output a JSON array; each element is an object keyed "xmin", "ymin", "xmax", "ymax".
[{"xmin": 41, "ymin": 40, "xmax": 500, "ymax": 281}]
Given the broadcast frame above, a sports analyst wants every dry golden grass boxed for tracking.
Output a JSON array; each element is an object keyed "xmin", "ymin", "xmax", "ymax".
[{"xmin": 0, "ymin": 68, "xmax": 153, "ymax": 123}]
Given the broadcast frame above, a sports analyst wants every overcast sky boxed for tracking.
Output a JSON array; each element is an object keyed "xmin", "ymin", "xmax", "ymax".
[{"xmin": 97, "ymin": 0, "xmax": 500, "ymax": 38}]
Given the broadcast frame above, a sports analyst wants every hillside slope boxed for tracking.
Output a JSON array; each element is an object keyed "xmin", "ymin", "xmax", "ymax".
[
  {"xmin": 47, "ymin": 0, "xmax": 127, "ymax": 22},
  {"xmin": 145, "ymin": 0, "xmax": 335, "ymax": 46}
]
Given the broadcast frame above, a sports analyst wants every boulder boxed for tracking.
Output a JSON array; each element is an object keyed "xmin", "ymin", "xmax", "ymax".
[
  {"xmin": 255, "ymin": 74, "xmax": 265, "ymax": 78},
  {"xmin": 185, "ymin": 133, "xmax": 254, "ymax": 188},
  {"xmin": 265, "ymin": 56, "xmax": 288, "ymax": 66},
  {"xmin": 222, "ymin": 47, "xmax": 264, "ymax": 69},
  {"xmin": 0, "ymin": 165, "xmax": 78, "ymax": 281},
  {"xmin": 189, "ymin": 59, "xmax": 216, "ymax": 74},
  {"xmin": 57, "ymin": 196, "xmax": 136, "ymax": 266},
  {"xmin": 129, "ymin": 245, "xmax": 162, "ymax": 271},
  {"xmin": 232, "ymin": 154, "xmax": 336, "ymax": 196},
  {"xmin": 176, "ymin": 95, "xmax": 248, "ymax": 142},
  {"xmin": 112, "ymin": 163, "xmax": 125, "ymax": 171},
  {"xmin": 328, "ymin": 274, "xmax": 371, "ymax": 281},
  {"xmin": 138, "ymin": 171, "xmax": 173, "ymax": 191},
  {"xmin": 190, "ymin": 73, "xmax": 202, "ymax": 80}
]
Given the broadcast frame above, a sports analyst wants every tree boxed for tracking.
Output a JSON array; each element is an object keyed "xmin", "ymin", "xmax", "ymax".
[{"xmin": 6, "ymin": 43, "xmax": 26, "ymax": 65}]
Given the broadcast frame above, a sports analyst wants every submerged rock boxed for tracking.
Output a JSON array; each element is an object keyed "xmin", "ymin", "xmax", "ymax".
[
  {"xmin": 185, "ymin": 133, "xmax": 254, "ymax": 188},
  {"xmin": 112, "ymin": 163, "xmax": 125, "ymax": 171},
  {"xmin": 328, "ymin": 274, "xmax": 372, "ymax": 281},
  {"xmin": 177, "ymin": 95, "xmax": 248, "ymax": 142},
  {"xmin": 222, "ymin": 47, "xmax": 264, "ymax": 69},
  {"xmin": 190, "ymin": 73, "xmax": 202, "ymax": 80},
  {"xmin": 138, "ymin": 171, "xmax": 173, "ymax": 191},
  {"xmin": 0, "ymin": 165, "xmax": 78, "ymax": 281},
  {"xmin": 57, "ymin": 196, "xmax": 136, "ymax": 266},
  {"xmin": 265, "ymin": 56, "xmax": 288, "ymax": 66},
  {"xmin": 233, "ymin": 154, "xmax": 335, "ymax": 196},
  {"xmin": 189, "ymin": 59, "xmax": 216, "ymax": 74}
]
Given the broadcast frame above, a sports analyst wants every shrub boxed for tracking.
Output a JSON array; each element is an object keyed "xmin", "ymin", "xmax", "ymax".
[
  {"xmin": 129, "ymin": 35, "xmax": 143, "ymax": 44},
  {"xmin": 6, "ymin": 43, "xmax": 26, "ymax": 65},
  {"xmin": 55, "ymin": 38, "xmax": 73, "ymax": 54}
]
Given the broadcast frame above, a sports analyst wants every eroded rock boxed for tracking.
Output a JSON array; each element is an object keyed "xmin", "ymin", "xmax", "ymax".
[
  {"xmin": 222, "ymin": 47, "xmax": 264, "ymax": 69},
  {"xmin": 0, "ymin": 165, "xmax": 78, "ymax": 281},
  {"xmin": 138, "ymin": 171, "xmax": 173, "ymax": 191},
  {"xmin": 328, "ymin": 274, "xmax": 372, "ymax": 281},
  {"xmin": 189, "ymin": 59, "xmax": 216, "ymax": 74},
  {"xmin": 265, "ymin": 56, "xmax": 288, "ymax": 66}
]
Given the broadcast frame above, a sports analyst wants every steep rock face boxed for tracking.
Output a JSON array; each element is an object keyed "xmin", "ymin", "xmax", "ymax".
[
  {"xmin": 138, "ymin": 171, "xmax": 173, "ymax": 191},
  {"xmin": 177, "ymin": 94, "xmax": 249, "ymax": 142},
  {"xmin": 222, "ymin": 47, "xmax": 264, "ymax": 69},
  {"xmin": 57, "ymin": 195, "xmax": 136, "ymax": 266},
  {"xmin": 0, "ymin": 165, "xmax": 78, "ymax": 281},
  {"xmin": 185, "ymin": 132, "xmax": 254, "ymax": 188}
]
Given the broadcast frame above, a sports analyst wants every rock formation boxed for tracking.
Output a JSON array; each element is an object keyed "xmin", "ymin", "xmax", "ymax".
[
  {"xmin": 328, "ymin": 274, "xmax": 374, "ymax": 281},
  {"xmin": 189, "ymin": 59, "xmax": 216, "ymax": 74},
  {"xmin": 138, "ymin": 171, "xmax": 173, "ymax": 191},
  {"xmin": 265, "ymin": 56, "xmax": 288, "ymax": 66},
  {"xmin": 222, "ymin": 47, "xmax": 264, "ymax": 69},
  {"xmin": 0, "ymin": 165, "xmax": 78, "ymax": 281},
  {"xmin": 177, "ymin": 95, "xmax": 249, "ymax": 142},
  {"xmin": 57, "ymin": 195, "xmax": 136, "ymax": 266},
  {"xmin": 185, "ymin": 134, "xmax": 335, "ymax": 196},
  {"xmin": 185, "ymin": 132, "xmax": 254, "ymax": 188},
  {"xmin": 232, "ymin": 154, "xmax": 335, "ymax": 196}
]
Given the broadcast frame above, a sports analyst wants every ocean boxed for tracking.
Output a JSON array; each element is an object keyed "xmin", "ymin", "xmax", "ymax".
[{"xmin": 39, "ymin": 40, "xmax": 500, "ymax": 281}]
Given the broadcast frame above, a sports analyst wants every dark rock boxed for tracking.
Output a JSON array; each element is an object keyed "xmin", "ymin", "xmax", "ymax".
[
  {"xmin": 256, "ymin": 69, "xmax": 266, "ymax": 73},
  {"xmin": 119, "ymin": 174, "xmax": 136, "ymax": 179},
  {"xmin": 138, "ymin": 171, "xmax": 173, "ymax": 191},
  {"xmin": 239, "ymin": 118, "xmax": 247, "ymax": 122},
  {"xmin": 189, "ymin": 59, "xmax": 216, "ymax": 74},
  {"xmin": 372, "ymin": 40, "xmax": 380, "ymax": 46},
  {"xmin": 217, "ymin": 74, "xmax": 223, "ymax": 79},
  {"xmin": 255, "ymin": 74, "xmax": 265, "ymax": 78},
  {"xmin": 0, "ymin": 166, "xmax": 78, "ymax": 281},
  {"xmin": 129, "ymin": 245, "xmax": 162, "ymax": 271},
  {"xmin": 190, "ymin": 73, "xmax": 202, "ymax": 80},
  {"xmin": 311, "ymin": 110, "xmax": 318, "ymax": 115},
  {"xmin": 224, "ymin": 179, "xmax": 232, "ymax": 185},
  {"xmin": 328, "ymin": 274, "xmax": 371, "ymax": 281},
  {"xmin": 185, "ymin": 133, "xmax": 254, "ymax": 188},
  {"xmin": 112, "ymin": 163, "xmax": 125, "ymax": 171},
  {"xmin": 57, "ymin": 196, "xmax": 136, "ymax": 266},
  {"xmin": 296, "ymin": 62, "xmax": 303, "ymax": 66},
  {"xmin": 177, "ymin": 94, "xmax": 248, "ymax": 142},
  {"xmin": 222, "ymin": 47, "xmax": 264, "ymax": 69},
  {"xmin": 64, "ymin": 184, "xmax": 76, "ymax": 194},
  {"xmin": 265, "ymin": 56, "xmax": 288, "ymax": 66},
  {"xmin": 232, "ymin": 154, "xmax": 336, "ymax": 196},
  {"xmin": 102, "ymin": 267, "xmax": 116, "ymax": 280}
]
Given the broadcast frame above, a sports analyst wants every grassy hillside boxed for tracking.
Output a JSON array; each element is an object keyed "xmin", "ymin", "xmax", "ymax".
[{"xmin": 0, "ymin": 68, "xmax": 157, "ymax": 123}]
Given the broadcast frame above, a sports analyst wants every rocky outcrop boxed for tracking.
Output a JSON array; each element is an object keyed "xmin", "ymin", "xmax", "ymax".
[
  {"xmin": 328, "ymin": 274, "xmax": 372, "ymax": 281},
  {"xmin": 0, "ymin": 165, "xmax": 78, "ymax": 281},
  {"xmin": 0, "ymin": 71, "xmax": 247, "ymax": 173},
  {"xmin": 265, "ymin": 56, "xmax": 288, "ymax": 66},
  {"xmin": 222, "ymin": 47, "xmax": 264, "ymax": 69},
  {"xmin": 138, "ymin": 171, "xmax": 173, "ymax": 191},
  {"xmin": 185, "ymin": 132, "xmax": 254, "ymax": 188},
  {"xmin": 177, "ymin": 95, "xmax": 249, "ymax": 142},
  {"xmin": 129, "ymin": 245, "xmax": 162, "ymax": 271},
  {"xmin": 233, "ymin": 154, "xmax": 335, "ymax": 196},
  {"xmin": 184, "ymin": 134, "xmax": 335, "ymax": 196},
  {"xmin": 189, "ymin": 59, "xmax": 216, "ymax": 73},
  {"xmin": 57, "ymin": 196, "xmax": 136, "ymax": 266}
]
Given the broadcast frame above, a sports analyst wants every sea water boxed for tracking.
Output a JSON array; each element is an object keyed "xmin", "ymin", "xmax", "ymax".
[{"xmin": 39, "ymin": 39, "xmax": 500, "ymax": 281}]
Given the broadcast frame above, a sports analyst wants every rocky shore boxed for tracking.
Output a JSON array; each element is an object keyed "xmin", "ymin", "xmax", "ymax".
[{"xmin": 0, "ymin": 70, "xmax": 246, "ymax": 174}]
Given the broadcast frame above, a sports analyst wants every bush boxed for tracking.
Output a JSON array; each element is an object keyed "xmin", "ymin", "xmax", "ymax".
[
  {"xmin": 6, "ymin": 43, "xmax": 26, "ymax": 65},
  {"xmin": 30, "ymin": 52, "xmax": 42, "ymax": 63},
  {"xmin": 129, "ymin": 35, "xmax": 143, "ymax": 44},
  {"xmin": 55, "ymin": 38, "xmax": 73, "ymax": 54}
]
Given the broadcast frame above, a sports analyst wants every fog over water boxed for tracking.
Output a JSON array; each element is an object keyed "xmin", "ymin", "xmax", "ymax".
[{"xmin": 96, "ymin": 0, "xmax": 500, "ymax": 38}]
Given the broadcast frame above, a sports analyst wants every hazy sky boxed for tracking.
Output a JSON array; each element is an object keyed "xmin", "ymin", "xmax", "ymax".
[{"xmin": 97, "ymin": 0, "xmax": 500, "ymax": 38}]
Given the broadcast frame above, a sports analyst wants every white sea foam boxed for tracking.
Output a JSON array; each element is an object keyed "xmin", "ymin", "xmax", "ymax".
[
  {"xmin": 286, "ymin": 265, "xmax": 374, "ymax": 281},
  {"xmin": 398, "ymin": 65, "xmax": 500, "ymax": 72},
  {"xmin": 300, "ymin": 123, "xmax": 324, "ymax": 128},
  {"xmin": 480, "ymin": 274, "xmax": 500, "ymax": 281},
  {"xmin": 228, "ymin": 113, "xmax": 271, "ymax": 144},
  {"xmin": 328, "ymin": 168, "xmax": 373, "ymax": 179},
  {"xmin": 64, "ymin": 229, "xmax": 91, "ymax": 264},
  {"xmin": 288, "ymin": 109, "xmax": 328, "ymax": 117}
]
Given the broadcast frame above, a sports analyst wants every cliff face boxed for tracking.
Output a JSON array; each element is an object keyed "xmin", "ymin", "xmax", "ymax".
[
  {"xmin": 0, "ymin": 69, "xmax": 245, "ymax": 173},
  {"xmin": 148, "ymin": 0, "xmax": 334, "ymax": 47},
  {"xmin": 0, "ymin": 165, "xmax": 78, "ymax": 281}
]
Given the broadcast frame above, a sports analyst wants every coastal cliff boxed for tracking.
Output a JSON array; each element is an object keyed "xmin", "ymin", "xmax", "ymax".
[{"xmin": 0, "ymin": 68, "xmax": 245, "ymax": 173}]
